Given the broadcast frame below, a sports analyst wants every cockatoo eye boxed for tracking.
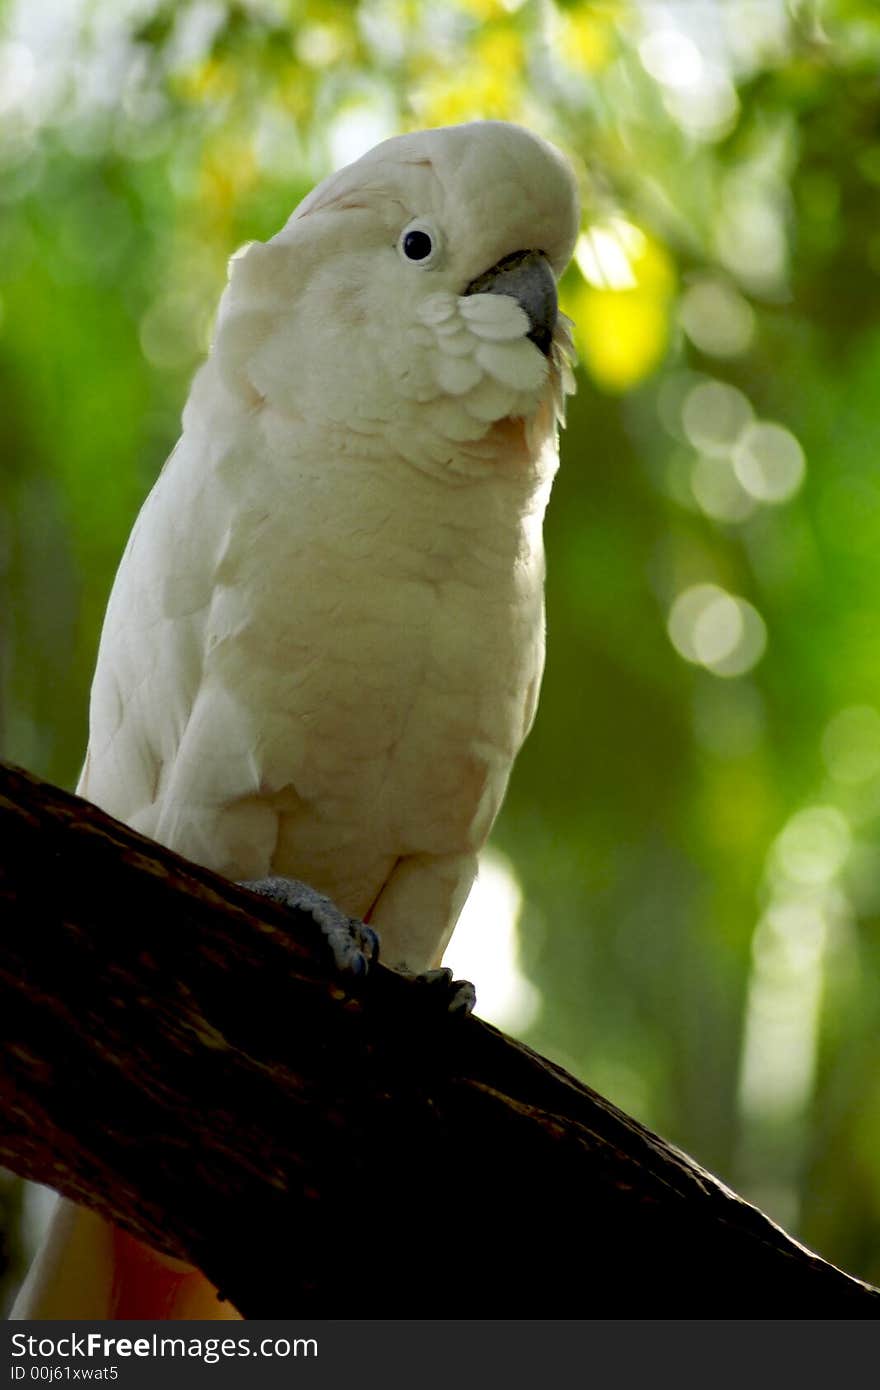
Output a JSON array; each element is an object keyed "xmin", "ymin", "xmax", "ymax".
[{"xmin": 398, "ymin": 219, "xmax": 442, "ymax": 268}]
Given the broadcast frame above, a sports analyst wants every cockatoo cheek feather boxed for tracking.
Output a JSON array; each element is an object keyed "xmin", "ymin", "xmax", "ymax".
[{"xmin": 222, "ymin": 227, "xmax": 556, "ymax": 481}]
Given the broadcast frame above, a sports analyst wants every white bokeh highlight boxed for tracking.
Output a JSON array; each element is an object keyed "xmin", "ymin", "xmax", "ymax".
[
  {"xmin": 443, "ymin": 850, "xmax": 541, "ymax": 1034},
  {"xmin": 667, "ymin": 583, "xmax": 767, "ymax": 678}
]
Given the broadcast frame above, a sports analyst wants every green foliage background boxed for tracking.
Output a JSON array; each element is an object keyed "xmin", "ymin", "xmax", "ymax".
[{"xmin": 2, "ymin": 0, "xmax": 880, "ymax": 1299}]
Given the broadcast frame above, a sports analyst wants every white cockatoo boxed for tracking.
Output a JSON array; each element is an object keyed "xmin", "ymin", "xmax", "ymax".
[{"xmin": 13, "ymin": 119, "xmax": 579, "ymax": 1319}]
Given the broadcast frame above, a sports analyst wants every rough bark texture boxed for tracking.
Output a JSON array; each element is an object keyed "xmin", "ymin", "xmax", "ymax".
[{"xmin": 1, "ymin": 760, "xmax": 878, "ymax": 1317}]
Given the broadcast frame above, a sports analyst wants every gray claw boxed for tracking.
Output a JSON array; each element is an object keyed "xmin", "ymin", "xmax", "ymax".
[
  {"xmin": 241, "ymin": 876, "xmax": 379, "ymax": 979},
  {"xmin": 415, "ymin": 967, "xmax": 477, "ymax": 1017}
]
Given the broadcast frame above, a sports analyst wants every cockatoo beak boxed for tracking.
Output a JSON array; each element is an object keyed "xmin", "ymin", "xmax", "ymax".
[{"xmin": 463, "ymin": 249, "xmax": 558, "ymax": 356}]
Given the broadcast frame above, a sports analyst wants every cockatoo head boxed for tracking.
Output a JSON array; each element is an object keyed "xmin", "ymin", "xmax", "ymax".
[{"xmin": 215, "ymin": 122, "xmax": 579, "ymax": 476}]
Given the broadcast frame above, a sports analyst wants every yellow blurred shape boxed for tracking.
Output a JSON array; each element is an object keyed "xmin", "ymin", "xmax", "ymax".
[
  {"xmin": 414, "ymin": 65, "xmax": 522, "ymax": 124},
  {"xmin": 475, "ymin": 27, "xmax": 524, "ymax": 76},
  {"xmin": 175, "ymin": 57, "xmax": 239, "ymax": 105},
  {"xmin": 577, "ymin": 290, "xmax": 667, "ymax": 391},
  {"xmin": 278, "ymin": 69, "xmax": 316, "ymax": 121},
  {"xmin": 412, "ymin": 21, "xmax": 526, "ymax": 124},
  {"xmin": 567, "ymin": 226, "xmax": 674, "ymax": 391},
  {"xmin": 555, "ymin": 7, "xmax": 616, "ymax": 74},
  {"xmin": 199, "ymin": 137, "xmax": 258, "ymax": 219},
  {"xmin": 456, "ymin": 0, "xmax": 514, "ymax": 19}
]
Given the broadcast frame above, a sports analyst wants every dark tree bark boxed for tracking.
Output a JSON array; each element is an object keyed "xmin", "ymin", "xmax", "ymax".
[{"xmin": 0, "ymin": 761, "xmax": 878, "ymax": 1318}]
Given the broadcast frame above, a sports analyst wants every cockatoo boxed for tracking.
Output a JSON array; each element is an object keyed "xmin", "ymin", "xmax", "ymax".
[{"xmin": 13, "ymin": 119, "xmax": 579, "ymax": 1319}]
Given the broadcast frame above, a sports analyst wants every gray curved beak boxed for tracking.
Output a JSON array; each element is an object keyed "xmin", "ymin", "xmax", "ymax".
[{"xmin": 463, "ymin": 250, "xmax": 558, "ymax": 356}]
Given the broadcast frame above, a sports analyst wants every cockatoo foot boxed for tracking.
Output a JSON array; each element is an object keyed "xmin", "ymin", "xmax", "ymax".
[
  {"xmin": 413, "ymin": 966, "xmax": 477, "ymax": 1016},
  {"xmin": 240, "ymin": 876, "xmax": 379, "ymax": 978}
]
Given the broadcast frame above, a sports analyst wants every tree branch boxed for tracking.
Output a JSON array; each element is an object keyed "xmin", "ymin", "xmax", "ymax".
[{"xmin": 1, "ymin": 761, "xmax": 877, "ymax": 1317}]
